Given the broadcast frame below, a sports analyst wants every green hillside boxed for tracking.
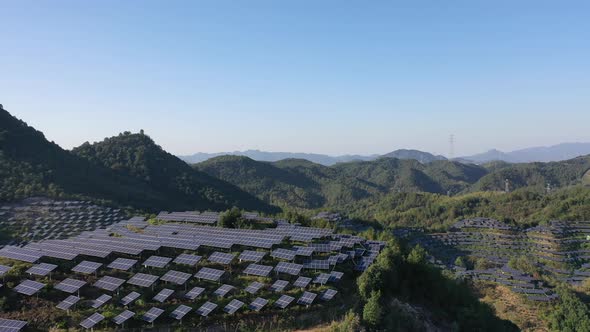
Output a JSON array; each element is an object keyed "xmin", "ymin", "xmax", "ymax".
[
  {"xmin": 0, "ymin": 109, "xmax": 275, "ymax": 213},
  {"xmin": 195, "ymin": 152, "xmax": 590, "ymax": 213}
]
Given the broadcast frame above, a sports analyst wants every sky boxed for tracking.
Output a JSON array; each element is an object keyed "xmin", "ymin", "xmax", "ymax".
[{"xmin": 1, "ymin": 1, "xmax": 589, "ymax": 157}]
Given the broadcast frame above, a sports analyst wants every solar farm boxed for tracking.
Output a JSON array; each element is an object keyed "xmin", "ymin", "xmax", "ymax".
[
  {"xmin": 0, "ymin": 199, "xmax": 125, "ymax": 246},
  {"xmin": 399, "ymin": 217, "xmax": 590, "ymax": 303},
  {"xmin": 0, "ymin": 212, "xmax": 383, "ymax": 331}
]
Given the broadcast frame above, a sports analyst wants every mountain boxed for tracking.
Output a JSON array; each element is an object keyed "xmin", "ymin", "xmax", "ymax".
[
  {"xmin": 180, "ymin": 149, "xmax": 377, "ymax": 166},
  {"xmin": 0, "ymin": 107, "xmax": 275, "ymax": 212},
  {"xmin": 461, "ymin": 143, "xmax": 590, "ymax": 163},
  {"xmin": 381, "ymin": 149, "xmax": 447, "ymax": 163},
  {"xmin": 195, "ymin": 155, "xmax": 490, "ymax": 209},
  {"xmin": 196, "ymin": 152, "xmax": 590, "ymax": 210}
]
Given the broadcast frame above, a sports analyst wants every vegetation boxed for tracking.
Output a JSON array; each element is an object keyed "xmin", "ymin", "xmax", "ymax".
[
  {"xmin": 0, "ymin": 109, "xmax": 276, "ymax": 213},
  {"xmin": 195, "ymin": 154, "xmax": 590, "ymax": 215}
]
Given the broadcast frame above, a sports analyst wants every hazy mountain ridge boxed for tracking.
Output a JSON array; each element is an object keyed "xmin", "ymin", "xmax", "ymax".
[{"xmin": 461, "ymin": 143, "xmax": 590, "ymax": 163}]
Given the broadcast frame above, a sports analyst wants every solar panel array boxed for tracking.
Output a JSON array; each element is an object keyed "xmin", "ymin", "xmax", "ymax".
[
  {"xmin": 243, "ymin": 263, "xmax": 273, "ymax": 277},
  {"xmin": 56, "ymin": 295, "xmax": 80, "ymax": 310},
  {"xmin": 26, "ymin": 263, "xmax": 57, "ymax": 276},
  {"xmin": 270, "ymin": 280, "xmax": 289, "ymax": 292},
  {"xmin": 14, "ymin": 279, "xmax": 44, "ymax": 296},
  {"xmin": 170, "ymin": 304, "xmax": 192, "ymax": 320},
  {"xmin": 72, "ymin": 260, "xmax": 102, "ymax": 274},
  {"xmin": 224, "ymin": 299, "xmax": 244, "ymax": 314},
  {"xmin": 275, "ymin": 261, "xmax": 303, "ymax": 276},
  {"xmin": 0, "ymin": 213, "xmax": 382, "ymax": 329},
  {"xmin": 55, "ymin": 278, "xmax": 86, "ymax": 293},
  {"xmin": 208, "ymin": 251, "xmax": 235, "ymax": 265},
  {"xmin": 195, "ymin": 267, "xmax": 224, "ymax": 281},
  {"xmin": 160, "ymin": 270, "xmax": 191, "ymax": 285},
  {"xmin": 127, "ymin": 273, "xmax": 159, "ymax": 288},
  {"xmin": 185, "ymin": 286, "xmax": 205, "ymax": 300},
  {"xmin": 196, "ymin": 301, "xmax": 217, "ymax": 317},
  {"xmin": 0, "ymin": 264, "xmax": 11, "ymax": 276},
  {"xmin": 245, "ymin": 281, "xmax": 264, "ymax": 294},
  {"xmin": 80, "ymin": 313, "xmax": 104, "ymax": 329},
  {"xmin": 94, "ymin": 276, "xmax": 125, "ymax": 292},
  {"xmin": 91, "ymin": 294, "xmax": 112, "ymax": 308},
  {"xmin": 143, "ymin": 307, "xmax": 164, "ymax": 323},
  {"xmin": 113, "ymin": 310, "xmax": 134, "ymax": 325},
  {"xmin": 107, "ymin": 258, "xmax": 137, "ymax": 271},
  {"xmin": 0, "ymin": 318, "xmax": 27, "ymax": 332},
  {"xmin": 173, "ymin": 253, "xmax": 202, "ymax": 266},
  {"xmin": 153, "ymin": 288, "xmax": 174, "ymax": 302},
  {"xmin": 297, "ymin": 291, "xmax": 317, "ymax": 306},
  {"xmin": 142, "ymin": 255, "xmax": 172, "ymax": 268},
  {"xmin": 274, "ymin": 295, "xmax": 295, "ymax": 309},
  {"xmin": 120, "ymin": 291, "xmax": 141, "ymax": 305},
  {"xmin": 213, "ymin": 284, "xmax": 235, "ymax": 297},
  {"xmin": 249, "ymin": 297, "xmax": 269, "ymax": 311},
  {"xmin": 238, "ymin": 250, "xmax": 266, "ymax": 262}
]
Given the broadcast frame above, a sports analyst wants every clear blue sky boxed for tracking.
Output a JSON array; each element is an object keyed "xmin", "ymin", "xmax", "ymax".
[{"xmin": 1, "ymin": 1, "xmax": 589, "ymax": 156}]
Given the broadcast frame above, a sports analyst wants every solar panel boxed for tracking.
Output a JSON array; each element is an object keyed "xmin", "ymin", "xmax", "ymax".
[
  {"xmin": 297, "ymin": 291, "xmax": 317, "ymax": 306},
  {"xmin": 14, "ymin": 279, "xmax": 44, "ymax": 296},
  {"xmin": 160, "ymin": 270, "xmax": 192, "ymax": 285},
  {"xmin": 271, "ymin": 248, "xmax": 297, "ymax": 261},
  {"xmin": 238, "ymin": 250, "xmax": 266, "ymax": 263},
  {"xmin": 26, "ymin": 263, "xmax": 57, "ymax": 276},
  {"xmin": 320, "ymin": 289, "xmax": 338, "ymax": 301},
  {"xmin": 275, "ymin": 262, "xmax": 303, "ymax": 276},
  {"xmin": 127, "ymin": 273, "xmax": 159, "ymax": 287},
  {"xmin": 313, "ymin": 273, "xmax": 330, "ymax": 285},
  {"xmin": 185, "ymin": 286, "xmax": 205, "ymax": 300},
  {"xmin": 303, "ymin": 259, "xmax": 330, "ymax": 270},
  {"xmin": 80, "ymin": 313, "xmax": 104, "ymax": 329},
  {"xmin": 55, "ymin": 278, "xmax": 86, "ymax": 293},
  {"xmin": 56, "ymin": 295, "xmax": 80, "ymax": 310},
  {"xmin": 243, "ymin": 263, "xmax": 273, "ymax": 277},
  {"xmin": 329, "ymin": 271, "xmax": 344, "ymax": 282},
  {"xmin": 108, "ymin": 258, "xmax": 137, "ymax": 271},
  {"xmin": 294, "ymin": 246, "xmax": 315, "ymax": 256},
  {"xmin": 153, "ymin": 288, "xmax": 174, "ymax": 302},
  {"xmin": 94, "ymin": 276, "xmax": 125, "ymax": 292},
  {"xmin": 0, "ymin": 264, "xmax": 11, "ymax": 276},
  {"xmin": 142, "ymin": 255, "xmax": 172, "ymax": 268},
  {"xmin": 245, "ymin": 281, "xmax": 264, "ymax": 294},
  {"xmin": 173, "ymin": 253, "xmax": 202, "ymax": 266},
  {"xmin": 0, "ymin": 246, "xmax": 42, "ymax": 263},
  {"xmin": 208, "ymin": 251, "xmax": 235, "ymax": 265},
  {"xmin": 0, "ymin": 318, "xmax": 27, "ymax": 332},
  {"xmin": 120, "ymin": 291, "xmax": 141, "ymax": 305},
  {"xmin": 224, "ymin": 299, "xmax": 244, "ymax": 314},
  {"xmin": 293, "ymin": 276, "xmax": 312, "ymax": 288},
  {"xmin": 72, "ymin": 260, "xmax": 102, "ymax": 274},
  {"xmin": 91, "ymin": 294, "xmax": 112, "ymax": 308},
  {"xmin": 113, "ymin": 310, "xmax": 134, "ymax": 325},
  {"xmin": 213, "ymin": 284, "xmax": 234, "ymax": 297},
  {"xmin": 195, "ymin": 267, "xmax": 224, "ymax": 282},
  {"xmin": 196, "ymin": 301, "xmax": 217, "ymax": 317},
  {"xmin": 270, "ymin": 280, "xmax": 289, "ymax": 292},
  {"xmin": 170, "ymin": 304, "xmax": 192, "ymax": 320},
  {"xmin": 274, "ymin": 295, "xmax": 295, "ymax": 309},
  {"xmin": 143, "ymin": 307, "xmax": 164, "ymax": 323},
  {"xmin": 249, "ymin": 297, "xmax": 268, "ymax": 311}
]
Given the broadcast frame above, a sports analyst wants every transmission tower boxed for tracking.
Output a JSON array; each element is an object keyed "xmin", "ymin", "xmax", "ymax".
[
  {"xmin": 449, "ymin": 134, "xmax": 455, "ymax": 159},
  {"xmin": 505, "ymin": 179, "xmax": 510, "ymax": 193}
]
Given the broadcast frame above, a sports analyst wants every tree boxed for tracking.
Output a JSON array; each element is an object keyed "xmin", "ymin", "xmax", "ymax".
[
  {"xmin": 363, "ymin": 290, "xmax": 383, "ymax": 327},
  {"xmin": 546, "ymin": 286, "xmax": 590, "ymax": 332},
  {"xmin": 407, "ymin": 244, "xmax": 427, "ymax": 264},
  {"xmin": 219, "ymin": 207, "xmax": 242, "ymax": 228},
  {"xmin": 455, "ymin": 256, "xmax": 466, "ymax": 268}
]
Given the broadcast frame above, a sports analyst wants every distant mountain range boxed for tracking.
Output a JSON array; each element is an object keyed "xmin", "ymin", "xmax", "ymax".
[
  {"xmin": 459, "ymin": 143, "xmax": 590, "ymax": 163},
  {"xmin": 180, "ymin": 143, "xmax": 590, "ymax": 165}
]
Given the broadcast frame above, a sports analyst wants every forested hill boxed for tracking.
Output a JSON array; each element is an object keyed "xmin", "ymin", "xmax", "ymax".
[
  {"xmin": 195, "ymin": 154, "xmax": 590, "ymax": 210},
  {"xmin": 0, "ymin": 108, "xmax": 275, "ymax": 213}
]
